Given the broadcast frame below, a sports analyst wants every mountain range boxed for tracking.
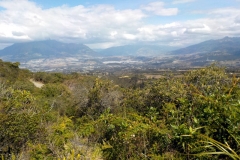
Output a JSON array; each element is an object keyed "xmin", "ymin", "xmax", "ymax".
[{"xmin": 0, "ymin": 36, "xmax": 240, "ymax": 63}]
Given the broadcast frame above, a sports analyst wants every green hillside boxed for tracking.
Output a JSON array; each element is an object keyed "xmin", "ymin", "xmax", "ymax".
[{"xmin": 0, "ymin": 60, "xmax": 240, "ymax": 159}]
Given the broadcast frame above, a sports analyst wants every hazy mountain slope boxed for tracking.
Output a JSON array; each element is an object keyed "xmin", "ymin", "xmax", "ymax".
[
  {"xmin": 100, "ymin": 45, "xmax": 178, "ymax": 56},
  {"xmin": 171, "ymin": 36, "xmax": 240, "ymax": 55},
  {"xmin": 0, "ymin": 40, "xmax": 97, "ymax": 61}
]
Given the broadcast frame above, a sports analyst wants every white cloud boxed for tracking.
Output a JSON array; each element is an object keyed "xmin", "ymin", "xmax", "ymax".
[
  {"xmin": 208, "ymin": 7, "xmax": 240, "ymax": 17},
  {"xmin": 123, "ymin": 33, "xmax": 137, "ymax": 40},
  {"xmin": 0, "ymin": 0, "xmax": 146, "ymax": 44},
  {"xmin": 141, "ymin": 2, "xmax": 178, "ymax": 16},
  {"xmin": 172, "ymin": 0, "xmax": 195, "ymax": 4},
  {"xmin": 185, "ymin": 24, "xmax": 211, "ymax": 34},
  {"xmin": 0, "ymin": 0, "xmax": 240, "ymax": 49},
  {"xmin": 235, "ymin": 15, "xmax": 240, "ymax": 23},
  {"xmin": 86, "ymin": 42, "xmax": 122, "ymax": 49}
]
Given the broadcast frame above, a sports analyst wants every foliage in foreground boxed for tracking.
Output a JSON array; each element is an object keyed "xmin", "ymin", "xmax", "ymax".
[{"xmin": 0, "ymin": 62, "xmax": 240, "ymax": 159}]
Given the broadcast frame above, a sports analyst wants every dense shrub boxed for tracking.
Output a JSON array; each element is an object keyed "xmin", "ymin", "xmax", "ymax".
[{"xmin": 1, "ymin": 63, "xmax": 240, "ymax": 159}]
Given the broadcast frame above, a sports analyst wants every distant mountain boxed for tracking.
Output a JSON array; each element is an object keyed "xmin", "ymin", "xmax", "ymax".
[
  {"xmin": 171, "ymin": 36, "xmax": 240, "ymax": 55},
  {"xmin": 99, "ymin": 45, "xmax": 178, "ymax": 56},
  {"xmin": 0, "ymin": 40, "xmax": 97, "ymax": 62}
]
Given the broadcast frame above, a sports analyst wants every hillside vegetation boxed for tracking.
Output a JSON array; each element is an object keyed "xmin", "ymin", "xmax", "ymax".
[{"xmin": 0, "ymin": 60, "xmax": 240, "ymax": 159}]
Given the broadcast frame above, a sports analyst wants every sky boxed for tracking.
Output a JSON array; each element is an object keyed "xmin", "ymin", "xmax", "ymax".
[{"xmin": 0, "ymin": 0, "xmax": 240, "ymax": 50}]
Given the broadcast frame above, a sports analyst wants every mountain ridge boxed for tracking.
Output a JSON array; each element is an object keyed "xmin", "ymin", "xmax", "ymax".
[
  {"xmin": 171, "ymin": 36, "xmax": 240, "ymax": 55},
  {"xmin": 99, "ymin": 44, "xmax": 178, "ymax": 56},
  {"xmin": 0, "ymin": 40, "xmax": 97, "ymax": 62}
]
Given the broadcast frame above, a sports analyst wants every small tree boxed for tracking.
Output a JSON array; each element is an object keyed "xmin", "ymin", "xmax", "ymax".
[{"xmin": 0, "ymin": 88, "xmax": 43, "ymax": 154}]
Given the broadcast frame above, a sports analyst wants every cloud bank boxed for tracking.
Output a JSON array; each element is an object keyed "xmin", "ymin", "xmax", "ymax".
[{"xmin": 0, "ymin": 0, "xmax": 240, "ymax": 49}]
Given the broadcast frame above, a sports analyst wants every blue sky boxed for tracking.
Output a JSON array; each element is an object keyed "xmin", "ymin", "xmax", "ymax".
[
  {"xmin": 0, "ymin": 0, "xmax": 240, "ymax": 50},
  {"xmin": 33, "ymin": 0, "xmax": 153, "ymax": 9}
]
